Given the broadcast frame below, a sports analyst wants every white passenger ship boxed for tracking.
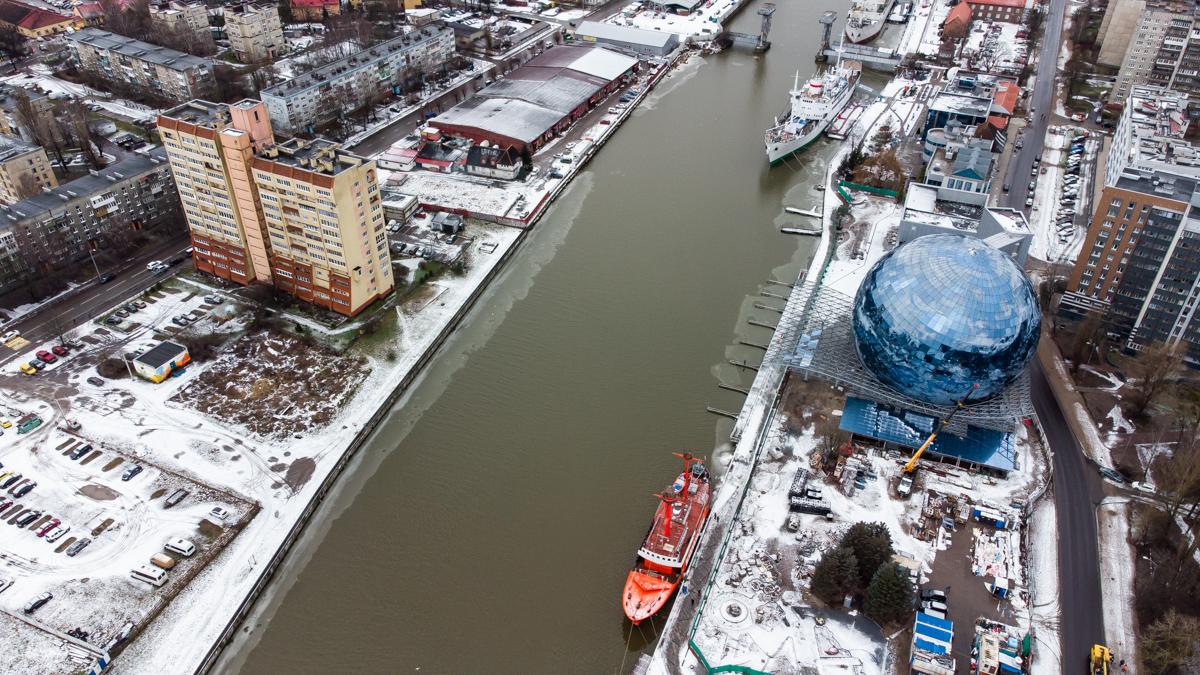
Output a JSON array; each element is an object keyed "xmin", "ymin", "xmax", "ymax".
[
  {"xmin": 845, "ymin": 0, "xmax": 896, "ymax": 44},
  {"xmin": 765, "ymin": 60, "xmax": 861, "ymax": 166}
]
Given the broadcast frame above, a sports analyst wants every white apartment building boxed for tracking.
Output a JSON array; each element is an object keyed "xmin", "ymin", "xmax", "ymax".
[
  {"xmin": 225, "ymin": 2, "xmax": 283, "ymax": 63},
  {"xmin": 259, "ymin": 27, "xmax": 456, "ymax": 133},
  {"xmin": 1108, "ymin": 0, "xmax": 1194, "ymax": 102}
]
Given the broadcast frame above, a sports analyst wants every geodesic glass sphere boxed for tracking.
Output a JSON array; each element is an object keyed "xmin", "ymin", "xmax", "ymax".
[{"xmin": 852, "ymin": 233, "xmax": 1041, "ymax": 406}]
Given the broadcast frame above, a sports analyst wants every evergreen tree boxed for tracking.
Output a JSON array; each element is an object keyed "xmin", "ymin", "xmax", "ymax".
[
  {"xmin": 841, "ymin": 521, "xmax": 894, "ymax": 586},
  {"xmin": 811, "ymin": 546, "xmax": 860, "ymax": 603},
  {"xmin": 864, "ymin": 562, "xmax": 914, "ymax": 625}
]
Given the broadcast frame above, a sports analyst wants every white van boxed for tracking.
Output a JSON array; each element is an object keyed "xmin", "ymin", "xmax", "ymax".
[
  {"xmin": 164, "ymin": 538, "xmax": 195, "ymax": 557},
  {"xmin": 131, "ymin": 565, "xmax": 168, "ymax": 587}
]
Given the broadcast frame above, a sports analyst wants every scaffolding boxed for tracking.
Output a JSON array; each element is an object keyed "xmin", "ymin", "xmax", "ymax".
[{"xmin": 784, "ymin": 282, "xmax": 1034, "ymax": 434}]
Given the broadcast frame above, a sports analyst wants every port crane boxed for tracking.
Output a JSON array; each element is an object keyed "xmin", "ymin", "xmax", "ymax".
[{"xmin": 901, "ymin": 385, "xmax": 978, "ymax": 474}]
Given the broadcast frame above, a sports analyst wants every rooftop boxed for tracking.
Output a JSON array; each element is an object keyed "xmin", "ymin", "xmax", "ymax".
[
  {"xmin": 0, "ymin": 132, "xmax": 42, "ymax": 162},
  {"xmin": 261, "ymin": 28, "xmax": 450, "ymax": 98},
  {"xmin": 135, "ymin": 341, "xmax": 187, "ymax": 369},
  {"xmin": 1, "ymin": 147, "xmax": 170, "ymax": 223},
  {"xmin": 65, "ymin": 28, "xmax": 212, "ymax": 72},
  {"xmin": 928, "ymin": 91, "xmax": 995, "ymax": 119},
  {"xmin": 160, "ymin": 99, "xmax": 232, "ymax": 128},
  {"xmin": 0, "ymin": 83, "xmax": 46, "ymax": 113},
  {"xmin": 257, "ymin": 137, "xmax": 366, "ymax": 176},
  {"xmin": 1113, "ymin": 168, "xmax": 1198, "ymax": 204},
  {"xmin": 573, "ymin": 20, "xmax": 678, "ymax": 48}
]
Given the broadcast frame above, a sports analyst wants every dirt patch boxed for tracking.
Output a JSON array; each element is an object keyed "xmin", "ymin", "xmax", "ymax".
[
  {"xmin": 79, "ymin": 450, "xmax": 102, "ymax": 466},
  {"xmin": 284, "ymin": 457, "xmax": 316, "ymax": 490},
  {"xmin": 197, "ymin": 519, "xmax": 222, "ymax": 537},
  {"xmin": 55, "ymin": 439, "xmax": 75, "ymax": 451},
  {"xmin": 79, "ymin": 484, "xmax": 120, "ymax": 501},
  {"xmin": 101, "ymin": 457, "xmax": 123, "ymax": 472},
  {"xmin": 172, "ymin": 330, "xmax": 370, "ymax": 438},
  {"xmin": 91, "ymin": 517, "xmax": 114, "ymax": 537},
  {"xmin": 150, "ymin": 488, "xmax": 165, "ymax": 500},
  {"xmin": 55, "ymin": 536, "xmax": 76, "ymax": 553},
  {"xmin": 28, "ymin": 515, "xmax": 51, "ymax": 531}
]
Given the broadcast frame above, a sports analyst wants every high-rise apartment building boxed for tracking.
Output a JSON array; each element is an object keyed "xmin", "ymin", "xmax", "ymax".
[
  {"xmin": 1104, "ymin": 86, "xmax": 1198, "ymax": 186},
  {"xmin": 225, "ymin": 2, "xmax": 283, "ymax": 63},
  {"xmin": 157, "ymin": 99, "xmax": 393, "ymax": 316},
  {"xmin": 1109, "ymin": 1, "xmax": 1194, "ymax": 102}
]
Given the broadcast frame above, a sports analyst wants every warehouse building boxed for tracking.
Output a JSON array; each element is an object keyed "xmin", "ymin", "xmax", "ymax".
[
  {"xmin": 573, "ymin": 21, "xmax": 678, "ymax": 56},
  {"xmin": 430, "ymin": 45, "xmax": 639, "ymax": 153}
]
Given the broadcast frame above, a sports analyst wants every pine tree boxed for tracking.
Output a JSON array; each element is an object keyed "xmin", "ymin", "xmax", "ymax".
[
  {"xmin": 811, "ymin": 546, "xmax": 860, "ymax": 603},
  {"xmin": 864, "ymin": 562, "xmax": 913, "ymax": 626},
  {"xmin": 841, "ymin": 522, "xmax": 895, "ymax": 586}
]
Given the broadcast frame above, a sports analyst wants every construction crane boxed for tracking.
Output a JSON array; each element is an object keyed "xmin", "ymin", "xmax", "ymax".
[{"xmin": 902, "ymin": 385, "xmax": 979, "ymax": 474}]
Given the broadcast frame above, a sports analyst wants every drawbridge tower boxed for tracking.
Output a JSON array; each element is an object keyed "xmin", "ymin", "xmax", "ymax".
[{"xmin": 816, "ymin": 11, "xmax": 837, "ymax": 62}]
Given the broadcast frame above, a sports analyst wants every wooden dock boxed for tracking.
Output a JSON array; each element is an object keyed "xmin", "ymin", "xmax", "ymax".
[
  {"xmin": 748, "ymin": 319, "xmax": 777, "ymax": 329},
  {"xmin": 719, "ymin": 383, "xmax": 751, "ymax": 394},
  {"xmin": 754, "ymin": 302, "xmax": 784, "ymax": 313},
  {"xmin": 760, "ymin": 291, "xmax": 788, "ymax": 300},
  {"xmin": 785, "ymin": 206, "xmax": 823, "ymax": 218},
  {"xmin": 739, "ymin": 339, "xmax": 768, "ymax": 350},
  {"xmin": 707, "ymin": 407, "xmax": 739, "ymax": 419},
  {"xmin": 782, "ymin": 227, "xmax": 821, "ymax": 236},
  {"xmin": 766, "ymin": 279, "xmax": 795, "ymax": 288},
  {"xmin": 729, "ymin": 360, "xmax": 760, "ymax": 371}
]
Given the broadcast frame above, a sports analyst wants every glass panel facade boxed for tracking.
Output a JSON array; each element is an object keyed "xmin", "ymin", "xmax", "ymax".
[{"xmin": 852, "ymin": 233, "xmax": 1042, "ymax": 406}]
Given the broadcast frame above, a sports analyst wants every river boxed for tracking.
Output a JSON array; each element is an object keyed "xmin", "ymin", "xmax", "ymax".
[{"xmin": 222, "ymin": 2, "xmax": 877, "ymax": 672}]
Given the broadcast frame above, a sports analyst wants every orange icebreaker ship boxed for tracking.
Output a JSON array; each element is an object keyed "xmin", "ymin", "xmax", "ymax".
[{"xmin": 623, "ymin": 453, "xmax": 711, "ymax": 624}]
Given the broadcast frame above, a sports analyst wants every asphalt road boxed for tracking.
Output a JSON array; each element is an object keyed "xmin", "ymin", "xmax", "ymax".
[
  {"xmin": 0, "ymin": 234, "xmax": 193, "ymax": 366},
  {"xmin": 1030, "ymin": 357, "xmax": 1106, "ymax": 671},
  {"xmin": 1002, "ymin": 0, "xmax": 1068, "ymax": 210}
]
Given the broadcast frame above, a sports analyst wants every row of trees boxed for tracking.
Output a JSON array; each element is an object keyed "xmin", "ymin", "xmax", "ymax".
[
  {"xmin": 97, "ymin": 0, "xmax": 217, "ymax": 57},
  {"xmin": 811, "ymin": 522, "xmax": 913, "ymax": 625}
]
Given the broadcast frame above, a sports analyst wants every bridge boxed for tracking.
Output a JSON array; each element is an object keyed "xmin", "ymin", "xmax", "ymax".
[
  {"xmin": 823, "ymin": 42, "xmax": 903, "ymax": 71},
  {"xmin": 715, "ymin": 3, "xmax": 775, "ymax": 52}
]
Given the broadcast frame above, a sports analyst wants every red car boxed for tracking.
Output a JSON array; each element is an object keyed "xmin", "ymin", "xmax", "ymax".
[
  {"xmin": 35, "ymin": 351, "xmax": 56, "ymax": 363},
  {"xmin": 36, "ymin": 518, "xmax": 60, "ymax": 537},
  {"xmin": 51, "ymin": 346, "xmax": 68, "ymax": 357}
]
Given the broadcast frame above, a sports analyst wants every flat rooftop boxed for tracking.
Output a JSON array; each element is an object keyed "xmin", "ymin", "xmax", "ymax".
[
  {"xmin": 258, "ymin": 138, "xmax": 366, "ymax": 176},
  {"xmin": 161, "ymin": 100, "xmax": 231, "ymax": 128},
  {"xmin": 2, "ymin": 147, "xmax": 169, "ymax": 222},
  {"xmin": 1113, "ymin": 168, "xmax": 1198, "ymax": 204},
  {"xmin": 66, "ymin": 28, "xmax": 210, "ymax": 72}
]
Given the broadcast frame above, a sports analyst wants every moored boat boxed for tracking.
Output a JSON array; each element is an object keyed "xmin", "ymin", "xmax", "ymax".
[
  {"xmin": 622, "ymin": 453, "xmax": 711, "ymax": 624},
  {"xmin": 765, "ymin": 59, "xmax": 861, "ymax": 165}
]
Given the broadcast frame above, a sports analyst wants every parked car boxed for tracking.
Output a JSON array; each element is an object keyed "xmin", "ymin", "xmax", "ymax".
[
  {"xmin": 35, "ymin": 351, "xmax": 56, "ymax": 363},
  {"xmin": 1025, "ymin": 197, "xmax": 1034, "ymax": 207},
  {"xmin": 14, "ymin": 510, "xmax": 41, "ymax": 527},
  {"xmin": 36, "ymin": 518, "xmax": 59, "ymax": 537},
  {"xmin": 204, "ymin": 295, "xmax": 221, "ymax": 305},
  {"xmin": 66, "ymin": 538, "xmax": 91, "ymax": 556},
  {"xmin": 19, "ymin": 364, "xmax": 35, "ymax": 375},
  {"xmin": 209, "ymin": 506, "xmax": 232, "ymax": 522},
  {"xmin": 69, "ymin": 444, "xmax": 92, "ymax": 460},
  {"xmin": 548, "ymin": 171, "xmax": 564, "ymax": 179},
  {"xmin": 1099, "ymin": 466, "xmax": 1126, "ymax": 483},
  {"xmin": 124, "ymin": 304, "xmax": 138, "ymax": 313},
  {"xmin": 921, "ymin": 599, "xmax": 949, "ymax": 614},
  {"xmin": 167, "ymin": 257, "xmax": 184, "ymax": 266},
  {"xmin": 1015, "ymin": 139, "xmax": 1023, "ymax": 149},
  {"xmin": 23, "ymin": 591, "xmax": 51, "ymax": 613},
  {"xmin": 0, "ymin": 499, "xmax": 11, "ymax": 512},
  {"xmin": 1131, "ymin": 481, "xmax": 1156, "ymax": 494},
  {"xmin": 1028, "ymin": 181, "xmax": 1036, "ymax": 190},
  {"xmin": 0, "ymin": 330, "xmax": 18, "ymax": 341},
  {"xmin": 1035, "ymin": 153, "xmax": 1042, "ymax": 162},
  {"xmin": 897, "ymin": 474, "xmax": 913, "ymax": 497},
  {"xmin": 115, "ymin": 310, "xmax": 128, "ymax": 318},
  {"xmin": 1002, "ymin": 183, "xmax": 1010, "ymax": 191},
  {"xmin": 121, "ymin": 465, "xmax": 143, "ymax": 481},
  {"xmin": 104, "ymin": 317, "xmax": 120, "ymax": 325},
  {"xmin": 0, "ymin": 473, "xmax": 21, "ymax": 489},
  {"xmin": 172, "ymin": 315, "xmax": 190, "ymax": 327},
  {"xmin": 45, "ymin": 525, "xmax": 69, "ymax": 542},
  {"xmin": 165, "ymin": 538, "xmax": 196, "ymax": 557},
  {"xmin": 920, "ymin": 589, "xmax": 948, "ymax": 602},
  {"xmin": 0, "ymin": 577, "xmax": 12, "ymax": 593},
  {"xmin": 133, "ymin": 300, "xmax": 147, "ymax": 309},
  {"xmin": 87, "ymin": 377, "xmax": 104, "ymax": 387},
  {"xmin": 13, "ymin": 482, "xmax": 35, "ymax": 498},
  {"xmin": 51, "ymin": 346, "xmax": 68, "ymax": 357}
]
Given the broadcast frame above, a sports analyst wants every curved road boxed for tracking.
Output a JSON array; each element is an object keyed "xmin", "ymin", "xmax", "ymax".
[{"xmin": 1031, "ymin": 358, "xmax": 1106, "ymax": 671}]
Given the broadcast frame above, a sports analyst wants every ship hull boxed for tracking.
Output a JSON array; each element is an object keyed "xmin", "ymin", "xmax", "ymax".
[
  {"xmin": 844, "ymin": 0, "xmax": 896, "ymax": 44},
  {"xmin": 766, "ymin": 78, "xmax": 857, "ymax": 165}
]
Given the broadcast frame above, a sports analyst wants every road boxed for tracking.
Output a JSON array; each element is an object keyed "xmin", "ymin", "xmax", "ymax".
[
  {"xmin": 1002, "ymin": 0, "xmax": 1068, "ymax": 210},
  {"xmin": 1030, "ymin": 357, "xmax": 1106, "ymax": 672},
  {"xmin": 0, "ymin": 234, "xmax": 193, "ymax": 365}
]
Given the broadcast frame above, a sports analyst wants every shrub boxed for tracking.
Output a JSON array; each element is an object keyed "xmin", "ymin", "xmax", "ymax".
[{"xmin": 96, "ymin": 359, "xmax": 129, "ymax": 379}]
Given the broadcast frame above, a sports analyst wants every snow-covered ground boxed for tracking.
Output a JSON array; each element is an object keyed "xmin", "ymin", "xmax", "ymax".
[
  {"xmin": 895, "ymin": 0, "xmax": 939, "ymax": 56},
  {"xmin": 1098, "ymin": 499, "xmax": 1138, "ymax": 673},
  {"xmin": 605, "ymin": 0, "xmax": 746, "ymax": 40},
  {"xmin": 0, "ymin": 222, "xmax": 524, "ymax": 674},
  {"xmin": 1028, "ymin": 492, "xmax": 1061, "ymax": 675},
  {"xmin": 1027, "ymin": 128, "xmax": 1092, "ymax": 263},
  {"xmin": 0, "ymin": 70, "xmax": 159, "ymax": 122}
]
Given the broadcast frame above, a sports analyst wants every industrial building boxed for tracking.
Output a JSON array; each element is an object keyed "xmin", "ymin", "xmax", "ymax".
[
  {"xmin": 573, "ymin": 21, "xmax": 678, "ymax": 56},
  {"xmin": 134, "ymin": 341, "xmax": 190, "ymax": 382},
  {"xmin": 431, "ymin": 45, "xmax": 639, "ymax": 153}
]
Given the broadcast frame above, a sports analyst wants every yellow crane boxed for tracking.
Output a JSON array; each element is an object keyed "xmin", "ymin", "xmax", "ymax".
[
  {"xmin": 902, "ymin": 385, "xmax": 979, "ymax": 474},
  {"xmin": 1091, "ymin": 644, "xmax": 1111, "ymax": 675}
]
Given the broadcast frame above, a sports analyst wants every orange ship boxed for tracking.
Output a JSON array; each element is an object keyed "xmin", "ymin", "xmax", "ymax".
[{"xmin": 623, "ymin": 453, "xmax": 711, "ymax": 624}]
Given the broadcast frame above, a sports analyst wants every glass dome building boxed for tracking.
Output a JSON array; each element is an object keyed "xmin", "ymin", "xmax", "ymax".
[{"xmin": 852, "ymin": 233, "xmax": 1041, "ymax": 407}]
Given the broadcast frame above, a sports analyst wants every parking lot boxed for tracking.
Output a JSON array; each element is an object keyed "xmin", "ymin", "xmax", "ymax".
[{"xmin": 388, "ymin": 220, "xmax": 472, "ymax": 267}]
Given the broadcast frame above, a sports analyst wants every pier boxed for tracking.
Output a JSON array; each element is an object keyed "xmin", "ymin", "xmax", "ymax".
[
  {"xmin": 739, "ymin": 339, "xmax": 769, "ymax": 350},
  {"xmin": 753, "ymin": 302, "xmax": 784, "ymax": 313},
  {"xmin": 729, "ymin": 360, "xmax": 760, "ymax": 371},
  {"xmin": 706, "ymin": 407, "xmax": 740, "ymax": 419},
  {"xmin": 823, "ymin": 43, "xmax": 902, "ymax": 71},
  {"xmin": 716, "ymin": 3, "xmax": 775, "ymax": 52},
  {"xmin": 782, "ymin": 227, "xmax": 821, "ymax": 236},
  {"xmin": 719, "ymin": 384, "xmax": 751, "ymax": 394},
  {"xmin": 785, "ymin": 207, "xmax": 822, "ymax": 218},
  {"xmin": 748, "ymin": 319, "xmax": 777, "ymax": 329}
]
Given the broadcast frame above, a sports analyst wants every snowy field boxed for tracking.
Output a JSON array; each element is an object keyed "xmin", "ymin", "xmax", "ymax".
[
  {"xmin": 1026, "ymin": 127, "xmax": 1095, "ymax": 263},
  {"xmin": 0, "ymin": 223, "xmax": 523, "ymax": 674}
]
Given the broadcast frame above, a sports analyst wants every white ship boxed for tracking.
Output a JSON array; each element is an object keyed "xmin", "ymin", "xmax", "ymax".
[
  {"xmin": 845, "ymin": 0, "xmax": 896, "ymax": 44},
  {"xmin": 765, "ymin": 60, "xmax": 861, "ymax": 166}
]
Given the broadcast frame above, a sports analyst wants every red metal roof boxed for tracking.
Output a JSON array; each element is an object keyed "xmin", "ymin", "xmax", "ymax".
[
  {"xmin": 992, "ymin": 80, "xmax": 1018, "ymax": 114},
  {"xmin": 968, "ymin": 0, "xmax": 1027, "ymax": 8}
]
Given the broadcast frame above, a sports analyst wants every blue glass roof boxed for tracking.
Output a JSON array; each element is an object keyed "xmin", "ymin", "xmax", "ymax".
[
  {"xmin": 840, "ymin": 397, "xmax": 1016, "ymax": 472},
  {"xmin": 852, "ymin": 234, "xmax": 1040, "ymax": 406}
]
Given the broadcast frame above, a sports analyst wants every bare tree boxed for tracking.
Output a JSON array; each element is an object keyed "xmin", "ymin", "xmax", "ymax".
[
  {"xmin": 14, "ymin": 171, "xmax": 40, "ymax": 201},
  {"xmin": 1127, "ymin": 341, "xmax": 1184, "ymax": 417},
  {"xmin": 1070, "ymin": 310, "xmax": 1104, "ymax": 368},
  {"xmin": 1141, "ymin": 609, "xmax": 1200, "ymax": 675},
  {"xmin": 0, "ymin": 25, "xmax": 25, "ymax": 67},
  {"xmin": 13, "ymin": 89, "xmax": 65, "ymax": 168},
  {"xmin": 61, "ymin": 100, "xmax": 104, "ymax": 170}
]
